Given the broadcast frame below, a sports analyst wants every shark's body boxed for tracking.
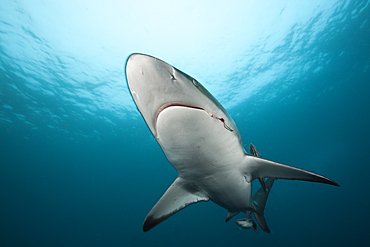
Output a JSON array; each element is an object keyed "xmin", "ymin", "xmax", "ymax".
[{"xmin": 125, "ymin": 53, "xmax": 339, "ymax": 232}]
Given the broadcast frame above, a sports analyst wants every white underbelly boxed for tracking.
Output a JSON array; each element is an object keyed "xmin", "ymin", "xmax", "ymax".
[{"xmin": 156, "ymin": 106, "xmax": 251, "ymax": 211}]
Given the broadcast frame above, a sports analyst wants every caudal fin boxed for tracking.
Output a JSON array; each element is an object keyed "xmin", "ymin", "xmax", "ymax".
[{"xmin": 251, "ymin": 178, "xmax": 275, "ymax": 233}]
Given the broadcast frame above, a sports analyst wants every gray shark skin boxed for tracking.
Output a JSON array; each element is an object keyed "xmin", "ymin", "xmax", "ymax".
[{"xmin": 125, "ymin": 53, "xmax": 339, "ymax": 232}]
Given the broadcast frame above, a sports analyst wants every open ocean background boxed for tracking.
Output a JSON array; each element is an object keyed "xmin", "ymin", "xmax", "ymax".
[{"xmin": 1, "ymin": 1, "xmax": 369, "ymax": 246}]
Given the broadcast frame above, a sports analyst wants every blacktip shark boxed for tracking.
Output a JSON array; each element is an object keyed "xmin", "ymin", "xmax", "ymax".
[{"xmin": 125, "ymin": 53, "xmax": 339, "ymax": 232}]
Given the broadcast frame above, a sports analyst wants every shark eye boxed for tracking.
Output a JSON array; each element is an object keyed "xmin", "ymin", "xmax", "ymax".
[
  {"xmin": 170, "ymin": 68, "xmax": 177, "ymax": 81},
  {"xmin": 192, "ymin": 79, "xmax": 199, "ymax": 87}
]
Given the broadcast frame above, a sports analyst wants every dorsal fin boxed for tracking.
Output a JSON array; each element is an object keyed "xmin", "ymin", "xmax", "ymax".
[{"xmin": 249, "ymin": 143, "xmax": 261, "ymax": 157}]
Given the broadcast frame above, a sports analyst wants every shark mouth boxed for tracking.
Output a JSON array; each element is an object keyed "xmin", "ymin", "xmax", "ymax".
[{"xmin": 155, "ymin": 102, "xmax": 233, "ymax": 138}]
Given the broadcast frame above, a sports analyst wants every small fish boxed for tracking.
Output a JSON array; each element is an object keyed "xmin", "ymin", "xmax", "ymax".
[{"xmin": 236, "ymin": 218, "xmax": 257, "ymax": 232}]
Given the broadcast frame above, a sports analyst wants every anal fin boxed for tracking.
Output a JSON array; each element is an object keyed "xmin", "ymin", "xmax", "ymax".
[{"xmin": 226, "ymin": 211, "xmax": 238, "ymax": 222}]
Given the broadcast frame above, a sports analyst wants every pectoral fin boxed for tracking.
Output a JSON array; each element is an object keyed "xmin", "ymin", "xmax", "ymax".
[
  {"xmin": 143, "ymin": 177, "xmax": 209, "ymax": 232},
  {"xmin": 243, "ymin": 156, "xmax": 339, "ymax": 186}
]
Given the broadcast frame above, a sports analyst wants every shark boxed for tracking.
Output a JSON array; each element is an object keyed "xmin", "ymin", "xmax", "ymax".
[{"xmin": 125, "ymin": 53, "xmax": 339, "ymax": 232}]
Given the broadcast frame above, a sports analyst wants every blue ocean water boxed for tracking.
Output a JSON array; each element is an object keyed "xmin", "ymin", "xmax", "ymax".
[{"xmin": 1, "ymin": 0, "xmax": 369, "ymax": 246}]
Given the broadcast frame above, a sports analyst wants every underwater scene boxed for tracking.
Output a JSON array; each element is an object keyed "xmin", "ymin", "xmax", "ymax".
[{"xmin": 1, "ymin": 1, "xmax": 369, "ymax": 246}]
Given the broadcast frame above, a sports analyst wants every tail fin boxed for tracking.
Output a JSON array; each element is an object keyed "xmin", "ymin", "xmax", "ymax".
[
  {"xmin": 242, "ymin": 156, "xmax": 339, "ymax": 186},
  {"xmin": 251, "ymin": 178, "xmax": 275, "ymax": 233}
]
